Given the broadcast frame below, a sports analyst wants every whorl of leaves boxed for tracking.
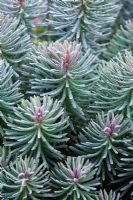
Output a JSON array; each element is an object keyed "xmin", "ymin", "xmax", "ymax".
[
  {"xmin": 28, "ymin": 41, "xmax": 97, "ymax": 124},
  {"xmin": 0, "ymin": 157, "xmax": 51, "ymax": 200},
  {"xmin": 50, "ymin": 156, "xmax": 100, "ymax": 200},
  {"xmin": 71, "ymin": 112, "xmax": 132, "ymax": 181},
  {"xmin": 4, "ymin": 96, "xmax": 69, "ymax": 161}
]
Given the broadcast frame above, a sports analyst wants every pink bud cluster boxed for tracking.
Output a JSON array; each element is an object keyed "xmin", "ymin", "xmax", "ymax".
[
  {"xmin": 23, "ymin": 170, "xmax": 31, "ymax": 182},
  {"xmin": 71, "ymin": 168, "xmax": 79, "ymax": 182},
  {"xmin": 18, "ymin": 0, "xmax": 24, "ymax": 7},
  {"xmin": 63, "ymin": 49, "xmax": 72, "ymax": 72},
  {"xmin": 35, "ymin": 106, "xmax": 44, "ymax": 123},
  {"xmin": 104, "ymin": 118, "xmax": 116, "ymax": 137}
]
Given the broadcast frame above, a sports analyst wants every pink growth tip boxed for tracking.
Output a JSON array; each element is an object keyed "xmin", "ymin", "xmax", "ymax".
[
  {"xmin": 104, "ymin": 118, "xmax": 116, "ymax": 137},
  {"xmin": 63, "ymin": 49, "xmax": 71, "ymax": 72},
  {"xmin": 18, "ymin": 0, "xmax": 24, "ymax": 6},
  {"xmin": 73, "ymin": 169, "xmax": 79, "ymax": 182},
  {"xmin": 35, "ymin": 107, "xmax": 44, "ymax": 123},
  {"xmin": 24, "ymin": 170, "xmax": 31, "ymax": 182}
]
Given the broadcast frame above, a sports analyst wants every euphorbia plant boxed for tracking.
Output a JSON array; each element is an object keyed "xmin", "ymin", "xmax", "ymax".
[
  {"xmin": 4, "ymin": 96, "xmax": 69, "ymax": 161},
  {"xmin": 0, "ymin": 157, "xmax": 51, "ymax": 200},
  {"xmin": 71, "ymin": 112, "xmax": 132, "ymax": 181},
  {"xmin": 50, "ymin": 156, "xmax": 100, "ymax": 200},
  {"xmin": 27, "ymin": 41, "xmax": 97, "ymax": 131}
]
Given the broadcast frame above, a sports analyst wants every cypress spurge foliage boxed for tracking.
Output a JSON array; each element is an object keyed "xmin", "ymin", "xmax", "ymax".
[
  {"xmin": 50, "ymin": 156, "xmax": 100, "ymax": 200},
  {"xmin": 96, "ymin": 190, "xmax": 120, "ymax": 200},
  {"xmin": 118, "ymin": 159, "xmax": 133, "ymax": 197},
  {"xmin": 0, "ymin": 60, "xmax": 22, "ymax": 119},
  {"xmin": 29, "ymin": 41, "xmax": 97, "ymax": 124},
  {"xmin": 0, "ymin": 146, "xmax": 11, "ymax": 171},
  {"xmin": 0, "ymin": 1, "xmax": 133, "ymax": 198},
  {"xmin": 47, "ymin": 0, "xmax": 121, "ymax": 52},
  {"xmin": 113, "ymin": 142, "xmax": 133, "ymax": 197},
  {"xmin": 92, "ymin": 51, "xmax": 133, "ymax": 118},
  {"xmin": 103, "ymin": 21, "xmax": 133, "ymax": 60},
  {"xmin": 0, "ymin": 157, "xmax": 51, "ymax": 200},
  {"xmin": 5, "ymin": 96, "xmax": 69, "ymax": 160},
  {"xmin": 71, "ymin": 112, "xmax": 132, "ymax": 181},
  {"xmin": 0, "ymin": 15, "xmax": 31, "ymax": 64},
  {"xmin": 0, "ymin": 0, "xmax": 47, "ymax": 37}
]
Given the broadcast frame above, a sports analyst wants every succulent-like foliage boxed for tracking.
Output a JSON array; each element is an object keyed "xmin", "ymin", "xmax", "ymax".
[
  {"xmin": 50, "ymin": 156, "xmax": 100, "ymax": 200},
  {"xmin": 0, "ymin": 60, "xmax": 22, "ymax": 119},
  {"xmin": 113, "ymin": 142, "xmax": 133, "ymax": 197},
  {"xmin": 103, "ymin": 21, "xmax": 133, "ymax": 60},
  {"xmin": 0, "ymin": 15, "xmax": 31, "ymax": 64},
  {"xmin": 0, "ymin": 157, "xmax": 51, "ymax": 200},
  {"xmin": 5, "ymin": 96, "xmax": 69, "ymax": 160},
  {"xmin": 118, "ymin": 160, "xmax": 133, "ymax": 197},
  {"xmin": 0, "ymin": 0, "xmax": 133, "ymax": 198},
  {"xmin": 71, "ymin": 112, "xmax": 132, "ymax": 181},
  {"xmin": 47, "ymin": 0, "xmax": 121, "ymax": 53},
  {"xmin": 92, "ymin": 51, "xmax": 133, "ymax": 118},
  {"xmin": 28, "ymin": 41, "xmax": 97, "ymax": 123},
  {"xmin": 0, "ymin": 146, "xmax": 11, "ymax": 171},
  {"xmin": 0, "ymin": 0, "xmax": 47, "ymax": 37},
  {"xmin": 96, "ymin": 190, "xmax": 120, "ymax": 200}
]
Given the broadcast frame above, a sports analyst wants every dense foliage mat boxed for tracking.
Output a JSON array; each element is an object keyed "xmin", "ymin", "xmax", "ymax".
[{"xmin": 0, "ymin": 0, "xmax": 132, "ymax": 199}]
